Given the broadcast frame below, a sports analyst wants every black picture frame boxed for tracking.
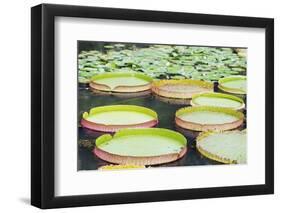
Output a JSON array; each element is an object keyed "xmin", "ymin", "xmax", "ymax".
[{"xmin": 31, "ymin": 3, "xmax": 274, "ymax": 209}]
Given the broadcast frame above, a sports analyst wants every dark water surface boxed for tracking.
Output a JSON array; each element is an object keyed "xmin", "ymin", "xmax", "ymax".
[{"xmin": 77, "ymin": 88, "xmax": 227, "ymax": 170}]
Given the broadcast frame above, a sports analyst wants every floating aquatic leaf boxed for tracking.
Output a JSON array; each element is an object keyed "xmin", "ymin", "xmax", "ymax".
[{"xmin": 78, "ymin": 43, "xmax": 247, "ymax": 83}]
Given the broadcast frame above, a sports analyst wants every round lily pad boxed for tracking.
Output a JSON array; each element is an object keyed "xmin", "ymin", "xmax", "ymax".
[
  {"xmin": 218, "ymin": 75, "xmax": 247, "ymax": 95},
  {"xmin": 196, "ymin": 130, "xmax": 247, "ymax": 164},
  {"xmin": 191, "ymin": 92, "xmax": 245, "ymax": 110},
  {"xmin": 152, "ymin": 79, "xmax": 213, "ymax": 99},
  {"xmin": 94, "ymin": 128, "xmax": 187, "ymax": 165},
  {"xmin": 81, "ymin": 105, "xmax": 158, "ymax": 132},
  {"xmin": 175, "ymin": 106, "xmax": 244, "ymax": 131},
  {"xmin": 90, "ymin": 72, "xmax": 153, "ymax": 93}
]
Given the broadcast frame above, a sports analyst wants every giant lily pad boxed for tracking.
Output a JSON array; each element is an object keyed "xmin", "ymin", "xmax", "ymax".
[
  {"xmin": 175, "ymin": 106, "xmax": 244, "ymax": 131},
  {"xmin": 152, "ymin": 79, "xmax": 213, "ymax": 99},
  {"xmin": 191, "ymin": 92, "xmax": 245, "ymax": 110},
  {"xmin": 94, "ymin": 128, "xmax": 187, "ymax": 165},
  {"xmin": 218, "ymin": 75, "xmax": 247, "ymax": 95},
  {"xmin": 196, "ymin": 130, "xmax": 247, "ymax": 164},
  {"xmin": 81, "ymin": 105, "xmax": 158, "ymax": 132},
  {"xmin": 90, "ymin": 72, "xmax": 153, "ymax": 93}
]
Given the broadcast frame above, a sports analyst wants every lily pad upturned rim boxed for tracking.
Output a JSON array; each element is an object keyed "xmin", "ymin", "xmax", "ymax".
[
  {"xmin": 98, "ymin": 164, "xmax": 146, "ymax": 171},
  {"xmin": 218, "ymin": 75, "xmax": 247, "ymax": 95},
  {"xmin": 196, "ymin": 130, "xmax": 247, "ymax": 164},
  {"xmin": 90, "ymin": 72, "xmax": 153, "ymax": 93},
  {"xmin": 152, "ymin": 79, "xmax": 214, "ymax": 99},
  {"xmin": 190, "ymin": 92, "xmax": 245, "ymax": 110},
  {"xmin": 90, "ymin": 88, "xmax": 151, "ymax": 98},
  {"xmin": 81, "ymin": 105, "xmax": 158, "ymax": 132},
  {"xmin": 94, "ymin": 128, "xmax": 187, "ymax": 166},
  {"xmin": 175, "ymin": 106, "xmax": 244, "ymax": 132}
]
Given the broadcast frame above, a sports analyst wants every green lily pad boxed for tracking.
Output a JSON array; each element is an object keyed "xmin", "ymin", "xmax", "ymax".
[
  {"xmin": 91, "ymin": 72, "xmax": 153, "ymax": 90},
  {"xmin": 78, "ymin": 43, "xmax": 247, "ymax": 83},
  {"xmin": 218, "ymin": 75, "xmax": 247, "ymax": 94},
  {"xmin": 94, "ymin": 128, "xmax": 187, "ymax": 165},
  {"xmin": 191, "ymin": 92, "xmax": 245, "ymax": 110}
]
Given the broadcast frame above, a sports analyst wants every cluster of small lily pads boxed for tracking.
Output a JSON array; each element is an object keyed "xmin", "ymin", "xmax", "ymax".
[{"xmin": 78, "ymin": 43, "xmax": 247, "ymax": 84}]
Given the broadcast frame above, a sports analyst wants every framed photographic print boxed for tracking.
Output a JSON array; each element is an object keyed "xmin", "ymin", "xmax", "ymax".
[{"xmin": 31, "ymin": 3, "xmax": 274, "ymax": 209}]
